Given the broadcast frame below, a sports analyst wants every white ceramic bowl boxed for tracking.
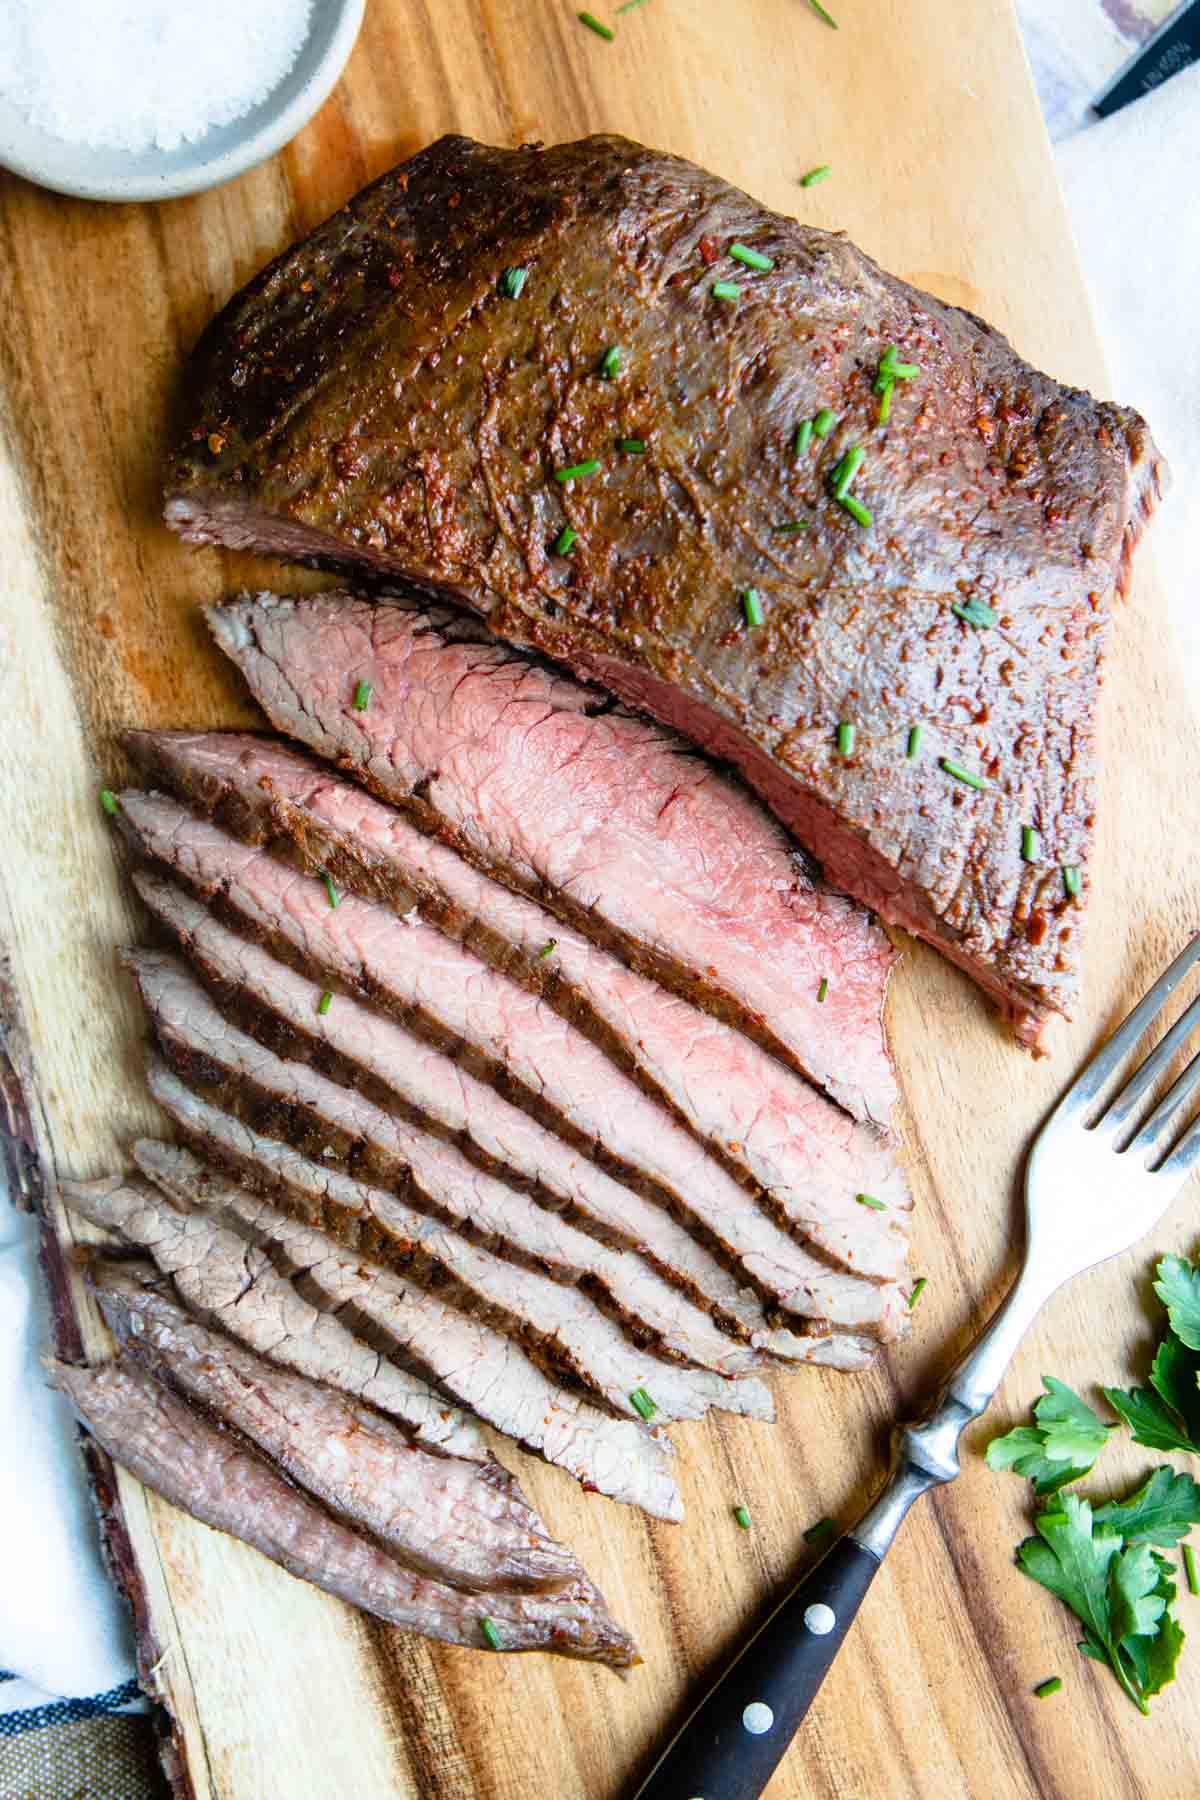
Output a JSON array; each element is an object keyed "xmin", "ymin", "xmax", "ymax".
[{"xmin": 0, "ymin": 0, "xmax": 365, "ymax": 203}]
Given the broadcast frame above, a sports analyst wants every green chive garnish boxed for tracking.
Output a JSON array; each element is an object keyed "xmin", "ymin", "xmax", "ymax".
[
  {"xmin": 577, "ymin": 10, "xmax": 614, "ymax": 39},
  {"xmin": 537, "ymin": 939, "xmax": 558, "ymax": 961},
  {"xmin": 553, "ymin": 526, "xmax": 578, "ymax": 555},
  {"xmin": 1033, "ymin": 1677, "xmax": 1062, "ymax": 1700},
  {"xmin": 1184, "ymin": 1544, "xmax": 1199, "ymax": 1596},
  {"xmin": 856, "ymin": 1193, "xmax": 886, "ymax": 1211},
  {"xmin": 805, "ymin": 0, "xmax": 837, "ymax": 28},
  {"xmin": 830, "ymin": 444, "xmax": 864, "ymax": 500},
  {"xmin": 600, "ymin": 345, "xmax": 621, "ymax": 379},
  {"xmin": 794, "ymin": 418, "xmax": 814, "ymax": 457},
  {"xmin": 100, "ymin": 788, "xmax": 119, "ymax": 816},
  {"xmin": 711, "ymin": 280, "xmax": 741, "ymax": 303},
  {"xmin": 1063, "ymin": 864, "xmax": 1082, "ymax": 898},
  {"xmin": 839, "ymin": 495, "xmax": 872, "ymax": 528},
  {"xmin": 941, "ymin": 758, "xmax": 987, "ymax": 791},
  {"xmin": 800, "ymin": 164, "xmax": 832, "ymax": 187},
  {"xmin": 499, "ymin": 266, "xmax": 528, "ymax": 299},
  {"xmin": 630, "ymin": 1387, "xmax": 657, "ymax": 1421},
  {"xmin": 773, "ymin": 520, "xmax": 808, "ymax": 535},
  {"xmin": 812, "ymin": 407, "xmax": 837, "ymax": 437},
  {"xmin": 618, "ymin": 438, "xmax": 646, "ymax": 454},
  {"xmin": 481, "ymin": 1618, "xmax": 503, "ymax": 1651},
  {"xmin": 729, "ymin": 242, "xmax": 774, "ymax": 273},
  {"xmin": 906, "ymin": 725, "xmax": 923, "ymax": 760},
  {"xmin": 742, "ymin": 589, "xmax": 765, "ymax": 628},
  {"xmin": 322, "ymin": 871, "xmax": 340, "ymax": 909},
  {"xmin": 836, "ymin": 721, "xmax": 855, "ymax": 755},
  {"xmin": 353, "ymin": 679, "xmax": 373, "ymax": 711},
  {"xmin": 734, "ymin": 1505, "xmax": 752, "ymax": 1530},
  {"xmin": 1021, "ymin": 826, "xmax": 1040, "ymax": 863},
  {"xmin": 554, "ymin": 459, "xmax": 601, "ymax": 482},
  {"xmin": 877, "ymin": 345, "xmax": 919, "ymax": 382},
  {"xmin": 908, "ymin": 1277, "xmax": 928, "ymax": 1310},
  {"xmin": 951, "ymin": 598, "xmax": 997, "ymax": 629},
  {"xmin": 616, "ymin": 0, "xmax": 651, "ymax": 10},
  {"xmin": 877, "ymin": 381, "xmax": 893, "ymax": 425},
  {"xmin": 817, "ymin": 977, "xmax": 829, "ymax": 1003},
  {"xmin": 804, "ymin": 1517, "xmax": 834, "ymax": 1544},
  {"xmin": 317, "ymin": 991, "xmax": 333, "ymax": 1017}
]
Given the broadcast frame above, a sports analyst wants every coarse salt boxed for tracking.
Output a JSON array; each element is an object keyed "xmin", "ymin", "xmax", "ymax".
[{"xmin": 0, "ymin": 0, "xmax": 314, "ymax": 154}]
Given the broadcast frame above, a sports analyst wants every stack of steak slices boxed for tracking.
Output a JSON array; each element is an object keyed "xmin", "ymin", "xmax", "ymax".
[{"xmin": 68, "ymin": 590, "xmax": 912, "ymax": 1660}]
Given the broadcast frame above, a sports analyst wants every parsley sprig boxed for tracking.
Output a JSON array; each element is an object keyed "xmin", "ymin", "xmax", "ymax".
[
  {"xmin": 987, "ymin": 1376, "xmax": 1116, "ymax": 1496},
  {"xmin": 1105, "ymin": 1252, "xmax": 1200, "ymax": 1455}
]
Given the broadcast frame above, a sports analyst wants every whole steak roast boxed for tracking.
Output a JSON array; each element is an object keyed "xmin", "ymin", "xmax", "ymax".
[{"xmin": 166, "ymin": 134, "xmax": 1166, "ymax": 1046}]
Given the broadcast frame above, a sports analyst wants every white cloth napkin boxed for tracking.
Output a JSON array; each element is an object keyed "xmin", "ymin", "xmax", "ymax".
[{"xmin": 2, "ymin": 60, "xmax": 1198, "ymax": 1710}]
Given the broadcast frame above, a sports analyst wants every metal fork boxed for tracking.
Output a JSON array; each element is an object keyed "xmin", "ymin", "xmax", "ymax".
[{"xmin": 636, "ymin": 935, "xmax": 1200, "ymax": 1800}]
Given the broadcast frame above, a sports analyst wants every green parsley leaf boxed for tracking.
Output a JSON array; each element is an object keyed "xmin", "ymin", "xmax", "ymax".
[
  {"xmin": 986, "ymin": 1376, "xmax": 1116, "ymax": 1496},
  {"xmin": 1093, "ymin": 1467, "xmax": 1200, "ymax": 1548},
  {"xmin": 1105, "ymin": 1381, "xmax": 1200, "ymax": 1457},
  {"xmin": 1017, "ymin": 1496, "xmax": 1147, "ymax": 1713},
  {"xmin": 1105, "ymin": 1254, "xmax": 1200, "ymax": 1455},
  {"xmin": 1155, "ymin": 1254, "xmax": 1200, "ymax": 1351},
  {"xmin": 1121, "ymin": 1556, "xmax": 1184, "ymax": 1703},
  {"xmin": 1109, "ymin": 1542, "xmax": 1170, "ymax": 1644}
]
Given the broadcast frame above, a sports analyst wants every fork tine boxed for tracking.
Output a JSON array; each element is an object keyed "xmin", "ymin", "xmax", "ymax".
[
  {"xmin": 1101, "ymin": 989, "xmax": 1200, "ymax": 1137},
  {"xmin": 1127, "ymin": 1047, "xmax": 1200, "ymax": 1165},
  {"xmin": 1066, "ymin": 934, "xmax": 1200, "ymax": 1114},
  {"xmin": 1161, "ymin": 1110, "xmax": 1200, "ymax": 1182}
]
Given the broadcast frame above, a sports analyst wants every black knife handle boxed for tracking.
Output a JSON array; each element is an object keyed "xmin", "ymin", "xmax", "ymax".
[{"xmin": 634, "ymin": 1534, "xmax": 881, "ymax": 1800}]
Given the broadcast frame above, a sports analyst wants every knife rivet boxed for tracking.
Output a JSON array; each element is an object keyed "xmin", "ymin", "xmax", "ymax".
[
  {"xmin": 804, "ymin": 1602, "xmax": 836, "ymax": 1635},
  {"xmin": 742, "ymin": 1701, "xmax": 774, "ymax": 1735}
]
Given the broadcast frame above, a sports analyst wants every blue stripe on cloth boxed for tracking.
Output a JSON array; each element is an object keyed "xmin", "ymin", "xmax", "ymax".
[
  {"xmin": 0, "ymin": 1672, "xmax": 15, "ymax": 1682},
  {"xmin": 0, "ymin": 1677, "xmax": 142, "ymax": 1739}
]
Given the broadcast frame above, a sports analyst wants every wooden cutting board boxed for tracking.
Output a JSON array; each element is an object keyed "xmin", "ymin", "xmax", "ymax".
[{"xmin": 2, "ymin": 2, "xmax": 1198, "ymax": 1794}]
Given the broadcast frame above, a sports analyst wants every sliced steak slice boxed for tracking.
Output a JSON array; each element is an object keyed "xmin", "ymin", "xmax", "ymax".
[
  {"xmin": 48, "ymin": 1358, "xmax": 638, "ymax": 1668},
  {"xmin": 119, "ymin": 782, "xmax": 910, "ymax": 1282},
  {"xmin": 89, "ymin": 1257, "xmax": 581, "ymax": 1596},
  {"xmin": 128, "ymin": 949, "xmax": 779, "ymax": 1418},
  {"xmin": 170, "ymin": 135, "xmax": 1165, "ymax": 1047},
  {"xmin": 130, "ymin": 886, "xmax": 784, "ymax": 1377},
  {"xmin": 204, "ymin": 592, "xmax": 897, "ymax": 1127},
  {"xmin": 132, "ymin": 888, "xmax": 908, "ymax": 1343},
  {"xmin": 69, "ymin": 1143, "xmax": 687, "ymax": 1516}
]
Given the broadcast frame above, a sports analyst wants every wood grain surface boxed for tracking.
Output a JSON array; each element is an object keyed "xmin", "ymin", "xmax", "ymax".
[{"xmin": 1, "ymin": 2, "xmax": 1198, "ymax": 1795}]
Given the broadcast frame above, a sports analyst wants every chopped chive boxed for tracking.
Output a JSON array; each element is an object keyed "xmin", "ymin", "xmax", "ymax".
[
  {"xmin": 711, "ymin": 280, "xmax": 742, "ymax": 303},
  {"xmin": 741, "ymin": 588, "xmax": 765, "ymax": 628},
  {"xmin": 794, "ymin": 418, "xmax": 814, "ymax": 457},
  {"xmin": 481, "ymin": 1617, "xmax": 503, "ymax": 1651},
  {"xmin": 499, "ymin": 266, "xmax": 528, "ymax": 299},
  {"xmin": 773, "ymin": 520, "xmax": 809, "ymax": 535},
  {"xmin": 99, "ymin": 788, "xmax": 119, "ymax": 815},
  {"xmin": 554, "ymin": 459, "xmax": 601, "ymax": 482},
  {"xmin": 630, "ymin": 1386, "xmax": 657, "ymax": 1421},
  {"xmin": 889, "ymin": 358, "xmax": 919, "ymax": 380},
  {"xmin": 856, "ymin": 1193, "xmax": 886, "ymax": 1211},
  {"xmin": 616, "ymin": 0, "xmax": 651, "ymax": 10},
  {"xmin": 729, "ymin": 242, "xmax": 774, "ymax": 273},
  {"xmin": 733, "ymin": 1504, "xmax": 753, "ymax": 1530},
  {"xmin": 800, "ymin": 164, "xmax": 832, "ymax": 187},
  {"xmin": 951, "ymin": 598, "xmax": 998, "ymax": 629},
  {"xmin": 618, "ymin": 438, "xmax": 646, "ymax": 454},
  {"xmin": 804, "ymin": 1517, "xmax": 834, "ymax": 1544},
  {"xmin": 877, "ymin": 380, "xmax": 894, "ymax": 425},
  {"xmin": 577, "ymin": 10, "xmax": 614, "ymax": 39},
  {"xmin": 839, "ymin": 495, "xmax": 872, "ymax": 528},
  {"xmin": 805, "ymin": 0, "xmax": 838, "ymax": 28},
  {"xmin": 537, "ymin": 939, "xmax": 558, "ymax": 961},
  {"xmin": 553, "ymin": 526, "xmax": 578, "ymax": 556},
  {"xmin": 908, "ymin": 1277, "xmax": 928, "ymax": 1310},
  {"xmin": 940, "ymin": 758, "xmax": 987, "ymax": 791},
  {"xmin": 322, "ymin": 871, "xmax": 340, "ymax": 909},
  {"xmin": 1184, "ymin": 1544, "xmax": 1199, "ymax": 1596},
  {"xmin": 1021, "ymin": 826, "xmax": 1040, "ymax": 863},
  {"xmin": 353, "ymin": 679, "xmax": 373, "ymax": 712},
  {"xmin": 836, "ymin": 721, "xmax": 856, "ymax": 756},
  {"xmin": 1033, "ymin": 1677, "xmax": 1062, "ymax": 1700},
  {"xmin": 317, "ymin": 991, "xmax": 333, "ymax": 1017},
  {"xmin": 812, "ymin": 407, "xmax": 837, "ymax": 437},
  {"xmin": 600, "ymin": 345, "xmax": 621, "ymax": 379},
  {"xmin": 906, "ymin": 725, "xmax": 923, "ymax": 760},
  {"xmin": 830, "ymin": 444, "xmax": 864, "ymax": 500},
  {"xmin": 1063, "ymin": 864, "xmax": 1082, "ymax": 899},
  {"xmin": 817, "ymin": 977, "xmax": 829, "ymax": 1003}
]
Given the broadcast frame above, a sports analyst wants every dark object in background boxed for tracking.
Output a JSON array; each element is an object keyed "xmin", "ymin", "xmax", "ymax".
[{"xmin": 1095, "ymin": 0, "xmax": 1200, "ymax": 118}]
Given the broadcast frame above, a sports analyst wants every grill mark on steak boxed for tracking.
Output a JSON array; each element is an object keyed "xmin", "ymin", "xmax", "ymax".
[
  {"xmin": 203, "ymin": 592, "xmax": 898, "ymax": 1127},
  {"xmin": 118, "ymin": 781, "xmax": 910, "ymax": 1286},
  {"xmin": 166, "ymin": 134, "xmax": 1166, "ymax": 1044},
  {"xmin": 47, "ymin": 1357, "xmax": 639, "ymax": 1669}
]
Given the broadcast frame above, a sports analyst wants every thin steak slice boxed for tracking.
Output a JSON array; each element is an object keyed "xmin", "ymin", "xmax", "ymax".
[
  {"xmin": 204, "ymin": 593, "xmax": 897, "ymax": 1126},
  {"xmin": 48, "ymin": 1358, "xmax": 638, "ymax": 1669},
  {"xmin": 131, "ymin": 888, "xmax": 908, "ymax": 1344},
  {"xmin": 128, "ymin": 948, "xmax": 780, "ymax": 1419},
  {"xmin": 168, "ymin": 135, "xmax": 1165, "ymax": 1046},
  {"xmin": 90, "ymin": 1257, "xmax": 584, "ymax": 1596},
  {"xmin": 119, "ymin": 786, "xmax": 909, "ymax": 1282},
  {"xmin": 126, "ymin": 732, "xmax": 910, "ymax": 1275},
  {"xmin": 72, "ymin": 1141, "xmax": 687, "ymax": 1515}
]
